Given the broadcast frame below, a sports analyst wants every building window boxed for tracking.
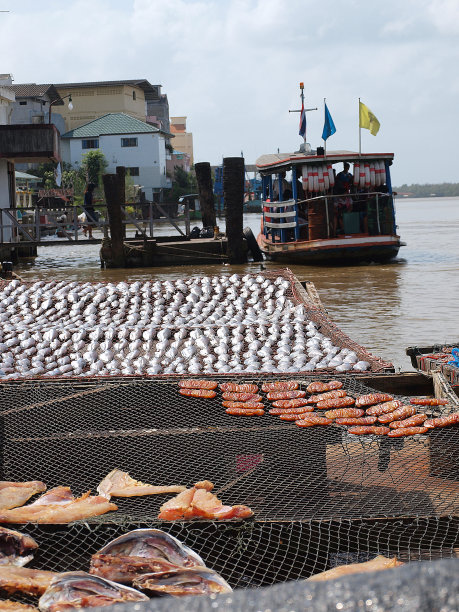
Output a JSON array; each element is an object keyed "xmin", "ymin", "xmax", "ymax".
[
  {"xmin": 133, "ymin": 90, "xmax": 136, "ymax": 100},
  {"xmin": 82, "ymin": 139, "xmax": 99, "ymax": 149},
  {"xmin": 121, "ymin": 137, "xmax": 138, "ymax": 147},
  {"xmin": 127, "ymin": 167, "xmax": 140, "ymax": 176},
  {"xmin": 19, "ymin": 101, "xmax": 27, "ymax": 106}
]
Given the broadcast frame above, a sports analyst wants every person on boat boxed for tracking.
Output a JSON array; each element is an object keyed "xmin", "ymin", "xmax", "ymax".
[
  {"xmin": 82, "ymin": 182, "xmax": 98, "ymax": 239},
  {"xmin": 333, "ymin": 163, "xmax": 353, "ymax": 235}
]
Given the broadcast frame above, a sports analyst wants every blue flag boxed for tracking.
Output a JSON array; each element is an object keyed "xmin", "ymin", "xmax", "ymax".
[{"xmin": 322, "ymin": 103, "xmax": 336, "ymax": 141}]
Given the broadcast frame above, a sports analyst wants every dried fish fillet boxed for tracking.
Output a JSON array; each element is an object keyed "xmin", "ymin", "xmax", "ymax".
[
  {"xmin": 0, "ymin": 487, "xmax": 117, "ymax": 524},
  {"xmin": 97, "ymin": 469, "xmax": 186, "ymax": 499},
  {"xmin": 0, "ymin": 482, "xmax": 46, "ymax": 511},
  {"xmin": 133, "ymin": 567, "xmax": 232, "ymax": 596},
  {"xmin": 306, "ymin": 555, "xmax": 403, "ymax": 582},
  {"xmin": 0, "ymin": 566, "xmax": 57, "ymax": 596}
]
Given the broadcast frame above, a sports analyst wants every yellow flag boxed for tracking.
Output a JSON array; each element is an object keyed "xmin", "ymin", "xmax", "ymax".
[{"xmin": 359, "ymin": 101, "xmax": 380, "ymax": 136}]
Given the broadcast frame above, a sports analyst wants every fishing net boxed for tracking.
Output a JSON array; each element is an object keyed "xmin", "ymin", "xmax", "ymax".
[{"xmin": 1, "ymin": 374, "xmax": 458, "ymax": 593}]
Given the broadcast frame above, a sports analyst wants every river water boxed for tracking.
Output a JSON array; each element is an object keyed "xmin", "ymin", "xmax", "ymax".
[{"xmin": 15, "ymin": 197, "xmax": 459, "ymax": 372}]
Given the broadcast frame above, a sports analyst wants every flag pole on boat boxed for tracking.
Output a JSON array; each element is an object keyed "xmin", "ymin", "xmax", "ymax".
[
  {"xmin": 359, "ymin": 97, "xmax": 362, "ymax": 156},
  {"xmin": 289, "ymin": 84, "xmax": 317, "ymax": 151}
]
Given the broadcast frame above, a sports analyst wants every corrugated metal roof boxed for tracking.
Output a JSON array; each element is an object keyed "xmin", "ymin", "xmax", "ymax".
[{"xmin": 61, "ymin": 113, "xmax": 160, "ymax": 138}]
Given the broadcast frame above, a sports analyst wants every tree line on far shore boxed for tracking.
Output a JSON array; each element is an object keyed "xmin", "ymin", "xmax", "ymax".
[{"xmin": 394, "ymin": 183, "xmax": 459, "ymax": 198}]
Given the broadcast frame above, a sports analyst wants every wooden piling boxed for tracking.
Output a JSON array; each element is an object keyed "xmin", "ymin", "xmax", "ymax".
[
  {"xmin": 195, "ymin": 162, "xmax": 216, "ymax": 230},
  {"xmin": 223, "ymin": 156, "xmax": 246, "ymax": 264},
  {"xmin": 102, "ymin": 171, "xmax": 126, "ymax": 268},
  {"xmin": 116, "ymin": 166, "xmax": 126, "ymax": 238}
]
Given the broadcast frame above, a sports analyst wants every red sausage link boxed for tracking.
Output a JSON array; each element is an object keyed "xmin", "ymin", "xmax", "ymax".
[
  {"xmin": 410, "ymin": 398, "xmax": 448, "ymax": 406},
  {"xmin": 348, "ymin": 426, "xmax": 390, "ymax": 435},
  {"xmin": 387, "ymin": 426, "xmax": 429, "ymax": 437},
  {"xmin": 279, "ymin": 412, "xmax": 314, "ymax": 421},
  {"xmin": 389, "ymin": 414, "xmax": 427, "ymax": 429},
  {"xmin": 179, "ymin": 388, "xmax": 217, "ymax": 398},
  {"xmin": 324, "ymin": 408, "xmax": 365, "ymax": 419},
  {"xmin": 222, "ymin": 401, "xmax": 264, "ymax": 409},
  {"xmin": 296, "ymin": 415, "xmax": 333, "ymax": 427},
  {"xmin": 269, "ymin": 406, "xmax": 315, "ymax": 415},
  {"xmin": 355, "ymin": 394, "xmax": 393, "ymax": 408},
  {"xmin": 316, "ymin": 396, "xmax": 355, "ymax": 410},
  {"xmin": 335, "ymin": 416, "xmax": 378, "ymax": 425},
  {"xmin": 271, "ymin": 398, "xmax": 310, "ymax": 409},
  {"xmin": 220, "ymin": 383, "xmax": 259, "ymax": 393},
  {"xmin": 261, "ymin": 381, "xmax": 299, "ymax": 392},
  {"xmin": 179, "ymin": 379, "xmax": 218, "ymax": 390},
  {"xmin": 225, "ymin": 408, "xmax": 265, "ymax": 416},
  {"xmin": 306, "ymin": 380, "xmax": 343, "ymax": 393},
  {"xmin": 307, "ymin": 390, "xmax": 347, "ymax": 404},
  {"xmin": 424, "ymin": 413, "xmax": 459, "ymax": 428},
  {"xmin": 221, "ymin": 392, "xmax": 263, "ymax": 402},
  {"xmin": 378, "ymin": 406, "xmax": 417, "ymax": 424},
  {"xmin": 366, "ymin": 400, "xmax": 404, "ymax": 416},
  {"xmin": 266, "ymin": 390, "xmax": 306, "ymax": 400}
]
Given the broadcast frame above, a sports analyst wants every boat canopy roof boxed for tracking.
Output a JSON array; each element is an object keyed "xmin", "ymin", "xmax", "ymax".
[{"xmin": 256, "ymin": 150, "xmax": 394, "ymax": 174}]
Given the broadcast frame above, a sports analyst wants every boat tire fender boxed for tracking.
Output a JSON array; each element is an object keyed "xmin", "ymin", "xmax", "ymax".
[{"xmin": 243, "ymin": 227, "xmax": 264, "ymax": 262}]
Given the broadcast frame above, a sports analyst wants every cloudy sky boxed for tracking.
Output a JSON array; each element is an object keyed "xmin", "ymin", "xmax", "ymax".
[{"xmin": 2, "ymin": 0, "xmax": 458, "ymax": 185}]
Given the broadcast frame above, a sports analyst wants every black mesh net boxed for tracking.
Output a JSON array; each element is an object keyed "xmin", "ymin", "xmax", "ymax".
[{"xmin": 1, "ymin": 374, "xmax": 458, "ymax": 597}]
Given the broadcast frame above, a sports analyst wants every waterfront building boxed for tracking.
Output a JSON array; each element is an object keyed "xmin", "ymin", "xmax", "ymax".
[
  {"xmin": 170, "ymin": 116, "xmax": 194, "ymax": 165},
  {"xmin": 61, "ymin": 113, "xmax": 172, "ymax": 201}
]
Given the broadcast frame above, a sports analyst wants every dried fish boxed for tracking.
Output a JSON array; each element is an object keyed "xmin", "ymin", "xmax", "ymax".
[
  {"xmin": 0, "ymin": 567, "xmax": 57, "ymax": 596},
  {"xmin": 133, "ymin": 567, "xmax": 232, "ymax": 596},
  {"xmin": 97, "ymin": 469, "xmax": 186, "ymax": 499},
  {"xmin": 306, "ymin": 555, "xmax": 403, "ymax": 582},
  {"xmin": 0, "ymin": 527, "xmax": 38, "ymax": 566},
  {"xmin": 0, "ymin": 482, "xmax": 46, "ymax": 511}
]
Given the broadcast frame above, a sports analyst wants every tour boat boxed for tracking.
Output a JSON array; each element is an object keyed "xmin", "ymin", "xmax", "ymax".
[{"xmin": 256, "ymin": 149, "xmax": 404, "ymax": 264}]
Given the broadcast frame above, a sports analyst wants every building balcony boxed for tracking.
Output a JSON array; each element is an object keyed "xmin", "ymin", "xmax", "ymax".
[{"xmin": 0, "ymin": 124, "xmax": 61, "ymax": 162}]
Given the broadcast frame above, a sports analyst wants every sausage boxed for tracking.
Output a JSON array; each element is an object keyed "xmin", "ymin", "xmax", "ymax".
[
  {"xmin": 316, "ymin": 396, "xmax": 355, "ymax": 410},
  {"xmin": 389, "ymin": 414, "xmax": 427, "ymax": 429},
  {"xmin": 387, "ymin": 426, "xmax": 429, "ymax": 437},
  {"xmin": 225, "ymin": 408, "xmax": 265, "ymax": 416},
  {"xmin": 269, "ymin": 406, "xmax": 315, "ymax": 416},
  {"xmin": 221, "ymin": 392, "xmax": 263, "ymax": 402},
  {"xmin": 307, "ymin": 390, "xmax": 347, "ymax": 403},
  {"xmin": 366, "ymin": 400, "xmax": 404, "ymax": 416},
  {"xmin": 266, "ymin": 390, "xmax": 306, "ymax": 400},
  {"xmin": 279, "ymin": 412, "xmax": 315, "ymax": 421},
  {"xmin": 324, "ymin": 408, "xmax": 365, "ymax": 419},
  {"xmin": 424, "ymin": 413, "xmax": 459, "ymax": 428},
  {"xmin": 306, "ymin": 380, "xmax": 343, "ymax": 393},
  {"xmin": 219, "ymin": 383, "xmax": 259, "ymax": 393},
  {"xmin": 348, "ymin": 426, "xmax": 390, "ymax": 435},
  {"xmin": 271, "ymin": 398, "xmax": 310, "ymax": 409},
  {"xmin": 296, "ymin": 415, "xmax": 333, "ymax": 427},
  {"xmin": 261, "ymin": 381, "xmax": 299, "ymax": 392},
  {"xmin": 179, "ymin": 388, "xmax": 217, "ymax": 399},
  {"xmin": 410, "ymin": 398, "xmax": 449, "ymax": 406},
  {"xmin": 222, "ymin": 401, "xmax": 264, "ymax": 409},
  {"xmin": 335, "ymin": 416, "xmax": 378, "ymax": 425},
  {"xmin": 378, "ymin": 406, "xmax": 417, "ymax": 424},
  {"xmin": 355, "ymin": 393, "xmax": 393, "ymax": 408},
  {"xmin": 179, "ymin": 379, "xmax": 218, "ymax": 390}
]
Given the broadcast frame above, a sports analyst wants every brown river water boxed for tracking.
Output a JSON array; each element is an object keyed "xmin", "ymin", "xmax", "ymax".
[{"xmin": 14, "ymin": 197, "xmax": 459, "ymax": 371}]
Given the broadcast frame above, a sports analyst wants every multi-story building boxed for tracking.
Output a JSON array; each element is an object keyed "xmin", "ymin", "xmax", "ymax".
[
  {"xmin": 61, "ymin": 113, "xmax": 172, "ymax": 201},
  {"xmin": 54, "ymin": 80, "xmax": 163, "ymax": 133},
  {"xmin": 170, "ymin": 116, "xmax": 194, "ymax": 165}
]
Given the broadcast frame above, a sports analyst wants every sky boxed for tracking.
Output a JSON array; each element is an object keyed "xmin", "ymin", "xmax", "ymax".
[{"xmin": 1, "ymin": 0, "xmax": 459, "ymax": 185}]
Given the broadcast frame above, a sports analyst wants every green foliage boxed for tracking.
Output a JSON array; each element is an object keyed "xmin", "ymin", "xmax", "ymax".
[
  {"xmin": 165, "ymin": 166, "xmax": 198, "ymax": 201},
  {"xmin": 80, "ymin": 150, "xmax": 108, "ymax": 186},
  {"xmin": 394, "ymin": 183, "xmax": 459, "ymax": 197}
]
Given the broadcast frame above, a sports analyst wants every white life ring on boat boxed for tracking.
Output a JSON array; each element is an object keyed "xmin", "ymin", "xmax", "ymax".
[
  {"xmin": 317, "ymin": 165, "xmax": 325, "ymax": 192},
  {"xmin": 323, "ymin": 164, "xmax": 330, "ymax": 191},
  {"xmin": 376, "ymin": 160, "xmax": 385, "ymax": 186},
  {"xmin": 370, "ymin": 163, "xmax": 376, "ymax": 187},
  {"xmin": 327, "ymin": 164, "xmax": 335, "ymax": 187},
  {"xmin": 364, "ymin": 162, "xmax": 370, "ymax": 188},
  {"xmin": 302, "ymin": 165, "xmax": 309, "ymax": 192},
  {"xmin": 312, "ymin": 166, "xmax": 319, "ymax": 192},
  {"xmin": 353, "ymin": 163, "xmax": 360, "ymax": 186},
  {"xmin": 359, "ymin": 163, "xmax": 366, "ymax": 188}
]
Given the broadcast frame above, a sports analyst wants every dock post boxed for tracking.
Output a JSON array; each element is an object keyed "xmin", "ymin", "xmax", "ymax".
[
  {"xmin": 195, "ymin": 162, "xmax": 216, "ymax": 230},
  {"xmin": 223, "ymin": 156, "xmax": 246, "ymax": 264},
  {"xmin": 102, "ymin": 171, "xmax": 126, "ymax": 268},
  {"xmin": 116, "ymin": 166, "xmax": 126, "ymax": 238}
]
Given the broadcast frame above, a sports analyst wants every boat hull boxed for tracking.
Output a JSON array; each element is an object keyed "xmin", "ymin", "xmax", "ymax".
[{"xmin": 257, "ymin": 234, "xmax": 402, "ymax": 265}]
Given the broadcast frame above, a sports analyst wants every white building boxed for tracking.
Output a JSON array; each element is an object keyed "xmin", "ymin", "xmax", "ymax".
[{"xmin": 61, "ymin": 113, "xmax": 172, "ymax": 201}]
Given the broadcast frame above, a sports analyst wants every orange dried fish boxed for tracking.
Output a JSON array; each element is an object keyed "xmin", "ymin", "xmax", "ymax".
[
  {"xmin": 221, "ymin": 392, "xmax": 262, "ymax": 402},
  {"xmin": 295, "ymin": 415, "xmax": 333, "ymax": 427},
  {"xmin": 335, "ymin": 416, "xmax": 378, "ymax": 426},
  {"xmin": 306, "ymin": 380, "xmax": 343, "ymax": 393},
  {"xmin": 219, "ymin": 383, "xmax": 259, "ymax": 393},
  {"xmin": 410, "ymin": 398, "xmax": 448, "ymax": 406},
  {"xmin": 221, "ymin": 401, "xmax": 264, "ymax": 409},
  {"xmin": 179, "ymin": 388, "xmax": 216, "ymax": 399},
  {"xmin": 178, "ymin": 380, "xmax": 218, "ymax": 390},
  {"xmin": 378, "ymin": 406, "xmax": 417, "ymax": 424},
  {"xmin": 225, "ymin": 408, "xmax": 264, "ymax": 416},
  {"xmin": 366, "ymin": 400, "xmax": 403, "ymax": 416},
  {"xmin": 307, "ymin": 390, "xmax": 347, "ymax": 404},
  {"xmin": 271, "ymin": 398, "xmax": 310, "ymax": 409},
  {"xmin": 266, "ymin": 390, "xmax": 306, "ymax": 400},
  {"xmin": 424, "ymin": 413, "xmax": 459, "ymax": 428},
  {"xmin": 387, "ymin": 426, "xmax": 429, "ymax": 437},
  {"xmin": 261, "ymin": 381, "xmax": 299, "ymax": 392},
  {"xmin": 269, "ymin": 406, "xmax": 315, "ymax": 415},
  {"xmin": 324, "ymin": 408, "xmax": 364, "ymax": 419},
  {"xmin": 348, "ymin": 426, "xmax": 390, "ymax": 435},
  {"xmin": 316, "ymin": 396, "xmax": 355, "ymax": 410},
  {"xmin": 355, "ymin": 394, "xmax": 393, "ymax": 408},
  {"xmin": 389, "ymin": 414, "xmax": 427, "ymax": 429}
]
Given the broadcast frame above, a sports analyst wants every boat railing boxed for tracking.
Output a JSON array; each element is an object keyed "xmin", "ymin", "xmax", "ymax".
[{"xmin": 262, "ymin": 191, "xmax": 394, "ymax": 242}]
